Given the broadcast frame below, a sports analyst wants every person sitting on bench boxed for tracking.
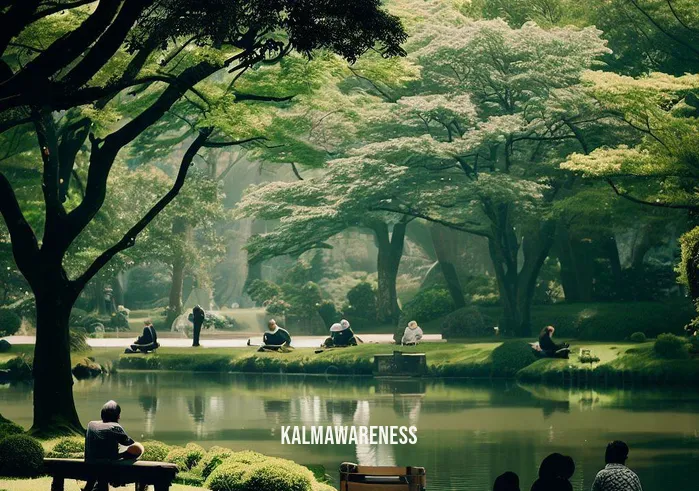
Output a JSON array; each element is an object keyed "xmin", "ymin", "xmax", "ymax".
[
  {"xmin": 86, "ymin": 400, "xmax": 144, "ymax": 462},
  {"xmin": 324, "ymin": 319, "xmax": 359, "ymax": 348},
  {"xmin": 125, "ymin": 320, "xmax": 159, "ymax": 354},
  {"xmin": 401, "ymin": 320, "xmax": 423, "ymax": 346},
  {"xmin": 538, "ymin": 325, "xmax": 570, "ymax": 358},
  {"xmin": 260, "ymin": 319, "xmax": 292, "ymax": 351}
]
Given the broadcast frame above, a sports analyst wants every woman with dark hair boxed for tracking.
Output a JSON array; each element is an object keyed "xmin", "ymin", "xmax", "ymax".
[{"xmin": 538, "ymin": 326, "xmax": 570, "ymax": 358}]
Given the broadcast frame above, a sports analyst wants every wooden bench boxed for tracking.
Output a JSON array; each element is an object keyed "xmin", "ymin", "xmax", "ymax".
[
  {"xmin": 340, "ymin": 463, "xmax": 426, "ymax": 491},
  {"xmin": 44, "ymin": 458, "xmax": 178, "ymax": 491}
]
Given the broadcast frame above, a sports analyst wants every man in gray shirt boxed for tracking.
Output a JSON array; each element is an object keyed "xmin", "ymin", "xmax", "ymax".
[
  {"xmin": 85, "ymin": 400, "xmax": 144, "ymax": 462},
  {"xmin": 591, "ymin": 441, "xmax": 643, "ymax": 491}
]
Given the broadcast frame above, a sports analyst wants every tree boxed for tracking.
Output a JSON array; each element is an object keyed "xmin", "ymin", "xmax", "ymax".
[{"xmin": 0, "ymin": 0, "xmax": 406, "ymax": 435}]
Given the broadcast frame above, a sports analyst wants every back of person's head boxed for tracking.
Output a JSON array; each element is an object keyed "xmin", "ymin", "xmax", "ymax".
[
  {"xmin": 605, "ymin": 440, "xmax": 629, "ymax": 464},
  {"xmin": 561, "ymin": 455, "xmax": 575, "ymax": 479},
  {"xmin": 144, "ymin": 319, "xmax": 152, "ymax": 326},
  {"xmin": 493, "ymin": 471, "xmax": 519, "ymax": 491},
  {"xmin": 101, "ymin": 400, "xmax": 121, "ymax": 423},
  {"xmin": 538, "ymin": 453, "xmax": 565, "ymax": 479},
  {"xmin": 408, "ymin": 320, "xmax": 418, "ymax": 329}
]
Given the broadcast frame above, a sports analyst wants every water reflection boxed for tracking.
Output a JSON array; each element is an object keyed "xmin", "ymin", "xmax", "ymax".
[{"xmin": 1, "ymin": 373, "xmax": 698, "ymax": 491}]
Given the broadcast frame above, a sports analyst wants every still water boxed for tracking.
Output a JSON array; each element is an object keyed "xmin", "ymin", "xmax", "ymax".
[{"xmin": 2, "ymin": 372, "xmax": 698, "ymax": 490}]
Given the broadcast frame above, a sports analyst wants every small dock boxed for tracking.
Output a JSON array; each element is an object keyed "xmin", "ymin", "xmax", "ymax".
[{"xmin": 373, "ymin": 351, "xmax": 427, "ymax": 377}]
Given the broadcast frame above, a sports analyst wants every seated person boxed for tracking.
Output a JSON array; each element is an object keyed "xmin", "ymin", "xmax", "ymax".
[
  {"xmin": 530, "ymin": 453, "xmax": 574, "ymax": 491},
  {"xmin": 538, "ymin": 326, "xmax": 570, "ymax": 358},
  {"xmin": 85, "ymin": 401, "xmax": 144, "ymax": 489},
  {"xmin": 323, "ymin": 319, "xmax": 358, "ymax": 348},
  {"xmin": 125, "ymin": 320, "xmax": 159, "ymax": 354},
  {"xmin": 260, "ymin": 319, "xmax": 292, "ymax": 351},
  {"xmin": 401, "ymin": 320, "xmax": 423, "ymax": 345}
]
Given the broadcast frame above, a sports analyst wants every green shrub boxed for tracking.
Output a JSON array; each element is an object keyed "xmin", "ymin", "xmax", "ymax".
[
  {"xmin": 344, "ymin": 282, "xmax": 377, "ymax": 323},
  {"xmin": 5, "ymin": 355, "xmax": 32, "ymax": 380},
  {"xmin": 0, "ymin": 421, "xmax": 24, "ymax": 440},
  {"xmin": 630, "ymin": 332, "xmax": 647, "ymax": 343},
  {"xmin": 690, "ymin": 336, "xmax": 699, "ymax": 354},
  {"xmin": 205, "ymin": 460, "xmax": 248, "ymax": 491},
  {"xmin": 654, "ymin": 333, "xmax": 690, "ymax": 359},
  {"xmin": 69, "ymin": 308, "xmax": 89, "ymax": 327},
  {"xmin": 0, "ymin": 435, "xmax": 45, "ymax": 477},
  {"xmin": 49, "ymin": 437, "xmax": 84, "ymax": 458},
  {"xmin": 491, "ymin": 341, "xmax": 538, "ymax": 377},
  {"xmin": 244, "ymin": 459, "xmax": 314, "ymax": 491},
  {"xmin": 0, "ymin": 339, "xmax": 11, "ymax": 353},
  {"xmin": 166, "ymin": 443, "xmax": 205, "ymax": 471},
  {"xmin": 142, "ymin": 440, "xmax": 171, "ymax": 462},
  {"xmin": 441, "ymin": 307, "xmax": 489, "ymax": 339},
  {"xmin": 70, "ymin": 327, "xmax": 90, "ymax": 353},
  {"xmin": 312, "ymin": 483, "xmax": 336, "ymax": 491},
  {"xmin": 317, "ymin": 301, "xmax": 340, "ymax": 329},
  {"xmin": 0, "ymin": 309, "xmax": 21, "ymax": 337},
  {"xmin": 400, "ymin": 287, "xmax": 455, "ymax": 326},
  {"xmin": 174, "ymin": 471, "xmax": 205, "ymax": 487},
  {"xmin": 196, "ymin": 446, "xmax": 235, "ymax": 479},
  {"xmin": 248, "ymin": 280, "xmax": 283, "ymax": 306},
  {"xmin": 227, "ymin": 450, "xmax": 268, "ymax": 465}
]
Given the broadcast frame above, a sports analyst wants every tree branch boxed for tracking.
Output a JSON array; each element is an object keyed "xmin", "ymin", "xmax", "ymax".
[
  {"xmin": 290, "ymin": 162, "xmax": 304, "ymax": 181},
  {"xmin": 203, "ymin": 136, "xmax": 266, "ymax": 148},
  {"xmin": 606, "ymin": 178, "xmax": 699, "ymax": 210},
  {"xmin": 72, "ymin": 129, "xmax": 212, "ymax": 290},
  {"xmin": 0, "ymin": 171, "xmax": 40, "ymax": 283}
]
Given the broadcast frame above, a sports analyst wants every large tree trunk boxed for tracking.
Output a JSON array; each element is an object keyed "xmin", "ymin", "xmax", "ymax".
[
  {"xmin": 430, "ymin": 224, "xmax": 466, "ymax": 308},
  {"xmin": 555, "ymin": 224, "xmax": 594, "ymax": 302},
  {"xmin": 32, "ymin": 285, "xmax": 82, "ymax": 436},
  {"xmin": 165, "ymin": 218, "xmax": 190, "ymax": 327},
  {"xmin": 371, "ymin": 220, "xmax": 407, "ymax": 325}
]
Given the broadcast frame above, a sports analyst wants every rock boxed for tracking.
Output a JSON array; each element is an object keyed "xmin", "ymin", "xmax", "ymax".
[
  {"xmin": 72, "ymin": 358, "xmax": 104, "ymax": 379},
  {"xmin": 0, "ymin": 339, "xmax": 11, "ymax": 353}
]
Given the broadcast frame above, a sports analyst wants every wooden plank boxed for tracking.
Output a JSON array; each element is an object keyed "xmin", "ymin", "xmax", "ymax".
[
  {"xmin": 355, "ymin": 466, "xmax": 408, "ymax": 476},
  {"xmin": 43, "ymin": 458, "xmax": 177, "ymax": 484}
]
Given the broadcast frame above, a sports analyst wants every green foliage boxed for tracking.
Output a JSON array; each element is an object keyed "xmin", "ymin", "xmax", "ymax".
[
  {"xmin": 344, "ymin": 282, "xmax": 377, "ymax": 323},
  {"xmin": 47, "ymin": 437, "xmax": 84, "ymax": 458},
  {"xmin": 284, "ymin": 282, "xmax": 324, "ymax": 319},
  {"xmin": 142, "ymin": 440, "xmax": 171, "ymax": 462},
  {"xmin": 167, "ymin": 443, "xmax": 206, "ymax": 471},
  {"xmin": 70, "ymin": 327, "xmax": 90, "ymax": 353},
  {"xmin": 317, "ymin": 301, "xmax": 340, "ymax": 329},
  {"xmin": 654, "ymin": 333, "xmax": 690, "ymax": 359},
  {"xmin": 206, "ymin": 455, "xmax": 315, "ymax": 491},
  {"xmin": 441, "ymin": 307, "xmax": 489, "ymax": 339},
  {"xmin": 195, "ymin": 446, "xmax": 235, "ymax": 479},
  {"xmin": 0, "ymin": 421, "xmax": 24, "ymax": 441},
  {"xmin": 68, "ymin": 309, "xmax": 89, "ymax": 327},
  {"xmin": 247, "ymin": 280, "xmax": 283, "ymax": 307},
  {"xmin": 630, "ymin": 332, "xmax": 647, "ymax": 343},
  {"xmin": 0, "ymin": 340, "xmax": 10, "ymax": 353},
  {"xmin": 491, "ymin": 341, "xmax": 538, "ymax": 377},
  {"xmin": 0, "ymin": 309, "xmax": 21, "ymax": 336},
  {"xmin": 0, "ymin": 435, "xmax": 44, "ymax": 477},
  {"xmin": 400, "ymin": 287, "xmax": 455, "ymax": 325}
]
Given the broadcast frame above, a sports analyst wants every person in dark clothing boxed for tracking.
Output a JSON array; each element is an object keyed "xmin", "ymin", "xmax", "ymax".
[
  {"xmin": 192, "ymin": 305, "xmax": 205, "ymax": 347},
  {"xmin": 125, "ymin": 320, "xmax": 159, "ymax": 353},
  {"xmin": 323, "ymin": 319, "xmax": 359, "ymax": 348},
  {"xmin": 531, "ymin": 453, "xmax": 575, "ymax": 491},
  {"xmin": 85, "ymin": 400, "xmax": 143, "ymax": 462},
  {"xmin": 538, "ymin": 326, "xmax": 570, "ymax": 358},
  {"xmin": 494, "ymin": 471, "xmax": 520, "ymax": 491},
  {"xmin": 260, "ymin": 319, "xmax": 292, "ymax": 351}
]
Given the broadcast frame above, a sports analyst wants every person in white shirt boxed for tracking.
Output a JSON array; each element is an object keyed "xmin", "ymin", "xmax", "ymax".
[
  {"xmin": 401, "ymin": 320, "xmax": 423, "ymax": 345},
  {"xmin": 591, "ymin": 440, "xmax": 643, "ymax": 491}
]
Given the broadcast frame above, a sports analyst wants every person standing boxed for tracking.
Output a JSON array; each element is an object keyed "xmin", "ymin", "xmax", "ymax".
[
  {"xmin": 591, "ymin": 441, "xmax": 643, "ymax": 491},
  {"xmin": 192, "ymin": 304, "xmax": 205, "ymax": 347}
]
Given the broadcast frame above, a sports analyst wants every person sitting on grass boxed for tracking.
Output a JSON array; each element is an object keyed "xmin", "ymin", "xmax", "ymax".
[
  {"xmin": 401, "ymin": 320, "xmax": 423, "ymax": 346},
  {"xmin": 125, "ymin": 319, "xmax": 159, "ymax": 354},
  {"xmin": 538, "ymin": 326, "xmax": 570, "ymax": 359},
  {"xmin": 591, "ymin": 440, "xmax": 643, "ymax": 491},
  {"xmin": 323, "ymin": 319, "xmax": 359, "ymax": 348},
  {"xmin": 257, "ymin": 319, "xmax": 292, "ymax": 351}
]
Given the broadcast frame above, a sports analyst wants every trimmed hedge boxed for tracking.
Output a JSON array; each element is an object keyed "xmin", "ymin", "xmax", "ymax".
[
  {"xmin": 630, "ymin": 332, "xmax": 646, "ymax": 343},
  {"xmin": 0, "ymin": 434, "xmax": 45, "ymax": 477},
  {"xmin": 47, "ymin": 437, "xmax": 84, "ymax": 458},
  {"xmin": 195, "ymin": 446, "xmax": 235, "ymax": 479},
  {"xmin": 0, "ymin": 421, "xmax": 24, "ymax": 440},
  {"xmin": 654, "ymin": 333, "xmax": 690, "ymax": 359},
  {"xmin": 0, "ymin": 309, "xmax": 21, "ymax": 337},
  {"xmin": 206, "ymin": 455, "xmax": 315, "ymax": 491},
  {"xmin": 166, "ymin": 443, "xmax": 205, "ymax": 471},
  {"xmin": 142, "ymin": 440, "xmax": 171, "ymax": 462},
  {"xmin": 491, "ymin": 341, "xmax": 538, "ymax": 377},
  {"xmin": 400, "ymin": 288, "xmax": 455, "ymax": 326}
]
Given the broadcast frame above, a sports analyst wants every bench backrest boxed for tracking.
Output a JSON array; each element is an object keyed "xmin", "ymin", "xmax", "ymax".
[
  {"xmin": 44, "ymin": 458, "xmax": 178, "ymax": 484},
  {"xmin": 340, "ymin": 463, "xmax": 426, "ymax": 491}
]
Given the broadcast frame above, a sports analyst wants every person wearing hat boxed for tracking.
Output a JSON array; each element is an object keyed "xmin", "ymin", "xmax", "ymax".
[
  {"xmin": 401, "ymin": 320, "xmax": 423, "ymax": 346},
  {"xmin": 323, "ymin": 319, "xmax": 359, "ymax": 348}
]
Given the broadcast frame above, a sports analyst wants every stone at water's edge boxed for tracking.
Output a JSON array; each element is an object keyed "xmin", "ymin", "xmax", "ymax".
[
  {"xmin": 373, "ymin": 351, "xmax": 427, "ymax": 376},
  {"xmin": 71, "ymin": 358, "xmax": 104, "ymax": 379},
  {"xmin": 0, "ymin": 339, "xmax": 11, "ymax": 352}
]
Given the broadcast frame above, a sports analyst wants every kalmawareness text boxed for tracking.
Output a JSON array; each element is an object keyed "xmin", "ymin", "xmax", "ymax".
[{"xmin": 281, "ymin": 425, "xmax": 418, "ymax": 445}]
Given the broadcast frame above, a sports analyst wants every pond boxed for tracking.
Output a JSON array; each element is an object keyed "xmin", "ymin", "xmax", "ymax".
[{"xmin": 2, "ymin": 372, "xmax": 698, "ymax": 490}]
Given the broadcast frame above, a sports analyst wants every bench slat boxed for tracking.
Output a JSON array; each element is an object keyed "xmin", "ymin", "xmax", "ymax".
[{"xmin": 44, "ymin": 458, "xmax": 178, "ymax": 484}]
